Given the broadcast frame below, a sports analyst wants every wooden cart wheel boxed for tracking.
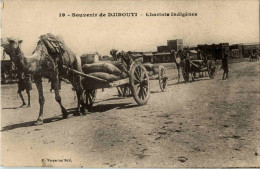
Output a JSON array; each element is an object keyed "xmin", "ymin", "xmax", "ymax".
[
  {"xmin": 129, "ymin": 62, "xmax": 150, "ymax": 105},
  {"xmin": 83, "ymin": 89, "xmax": 97, "ymax": 110},
  {"xmin": 158, "ymin": 65, "xmax": 167, "ymax": 92},
  {"xmin": 207, "ymin": 60, "xmax": 216, "ymax": 79}
]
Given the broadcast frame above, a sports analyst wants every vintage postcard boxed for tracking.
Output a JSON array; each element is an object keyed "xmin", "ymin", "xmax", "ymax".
[{"xmin": 1, "ymin": 0, "xmax": 259, "ymax": 167}]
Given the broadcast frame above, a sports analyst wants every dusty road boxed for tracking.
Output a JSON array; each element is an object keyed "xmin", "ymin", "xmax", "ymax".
[{"xmin": 1, "ymin": 61, "xmax": 259, "ymax": 167}]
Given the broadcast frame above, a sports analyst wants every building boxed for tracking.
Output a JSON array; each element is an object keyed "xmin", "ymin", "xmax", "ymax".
[
  {"xmin": 153, "ymin": 52, "xmax": 172, "ymax": 63},
  {"xmin": 1, "ymin": 51, "xmax": 17, "ymax": 82},
  {"xmin": 129, "ymin": 53, "xmax": 144, "ymax": 63},
  {"xmin": 142, "ymin": 52, "xmax": 154, "ymax": 63},
  {"xmin": 80, "ymin": 52, "xmax": 100, "ymax": 64},
  {"xmin": 156, "ymin": 39, "xmax": 183, "ymax": 54},
  {"xmin": 142, "ymin": 52, "xmax": 173, "ymax": 63},
  {"xmin": 241, "ymin": 43, "xmax": 260, "ymax": 58},
  {"xmin": 229, "ymin": 44, "xmax": 243, "ymax": 58},
  {"xmin": 157, "ymin": 46, "xmax": 169, "ymax": 53},
  {"xmin": 128, "ymin": 51, "xmax": 173, "ymax": 63},
  {"xmin": 197, "ymin": 43, "xmax": 229, "ymax": 60},
  {"xmin": 167, "ymin": 39, "xmax": 183, "ymax": 51}
]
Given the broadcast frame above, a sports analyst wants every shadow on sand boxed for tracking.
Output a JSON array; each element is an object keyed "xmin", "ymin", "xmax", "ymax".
[
  {"xmin": 167, "ymin": 81, "xmax": 185, "ymax": 86},
  {"xmin": 1, "ymin": 115, "xmax": 63, "ymax": 132},
  {"xmin": 94, "ymin": 96, "xmax": 126, "ymax": 104},
  {"xmin": 88, "ymin": 102, "xmax": 139, "ymax": 113},
  {"xmin": 168, "ymin": 78, "xmax": 212, "ymax": 86},
  {"xmin": 2, "ymin": 107, "xmax": 21, "ymax": 110},
  {"xmin": 1, "ymin": 102, "xmax": 139, "ymax": 132}
]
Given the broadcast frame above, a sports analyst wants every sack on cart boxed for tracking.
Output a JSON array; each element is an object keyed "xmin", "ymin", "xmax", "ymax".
[{"xmin": 82, "ymin": 62, "xmax": 124, "ymax": 77}]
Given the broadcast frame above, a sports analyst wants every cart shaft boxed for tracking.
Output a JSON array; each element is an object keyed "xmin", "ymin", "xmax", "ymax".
[
  {"xmin": 63, "ymin": 65, "xmax": 107, "ymax": 83},
  {"xmin": 109, "ymin": 78, "xmax": 129, "ymax": 87}
]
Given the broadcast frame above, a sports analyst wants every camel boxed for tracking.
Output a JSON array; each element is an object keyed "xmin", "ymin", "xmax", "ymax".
[
  {"xmin": 1, "ymin": 34, "xmax": 85, "ymax": 125},
  {"xmin": 170, "ymin": 50, "xmax": 181, "ymax": 83},
  {"xmin": 171, "ymin": 49, "xmax": 197, "ymax": 83}
]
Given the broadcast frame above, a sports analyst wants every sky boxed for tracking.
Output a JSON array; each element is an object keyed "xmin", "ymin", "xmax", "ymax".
[{"xmin": 1, "ymin": 0, "xmax": 259, "ymax": 56}]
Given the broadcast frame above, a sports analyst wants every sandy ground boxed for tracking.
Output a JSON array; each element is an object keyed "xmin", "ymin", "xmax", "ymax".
[{"xmin": 1, "ymin": 61, "xmax": 259, "ymax": 167}]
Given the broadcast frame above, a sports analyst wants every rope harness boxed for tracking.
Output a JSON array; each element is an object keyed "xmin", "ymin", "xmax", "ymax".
[{"xmin": 39, "ymin": 34, "xmax": 77, "ymax": 93}]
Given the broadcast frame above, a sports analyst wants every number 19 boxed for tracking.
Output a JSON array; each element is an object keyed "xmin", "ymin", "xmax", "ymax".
[{"xmin": 59, "ymin": 13, "xmax": 65, "ymax": 17}]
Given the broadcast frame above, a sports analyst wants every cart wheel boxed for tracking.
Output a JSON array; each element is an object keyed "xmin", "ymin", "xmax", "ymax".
[
  {"xmin": 84, "ymin": 89, "xmax": 97, "ymax": 110},
  {"xmin": 158, "ymin": 65, "xmax": 167, "ymax": 92},
  {"xmin": 208, "ymin": 60, "xmax": 216, "ymax": 79},
  {"xmin": 129, "ymin": 62, "xmax": 150, "ymax": 105}
]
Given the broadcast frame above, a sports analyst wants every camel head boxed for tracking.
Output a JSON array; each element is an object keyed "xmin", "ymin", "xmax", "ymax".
[{"xmin": 1, "ymin": 37, "xmax": 24, "ymax": 69}]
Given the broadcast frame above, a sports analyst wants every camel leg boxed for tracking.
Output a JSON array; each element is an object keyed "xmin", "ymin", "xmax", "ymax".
[
  {"xmin": 78, "ymin": 91, "xmax": 87, "ymax": 115},
  {"xmin": 74, "ymin": 74, "xmax": 86, "ymax": 115},
  {"xmin": 51, "ymin": 78, "xmax": 68, "ymax": 118},
  {"xmin": 34, "ymin": 78, "xmax": 44, "ymax": 125},
  {"xmin": 192, "ymin": 72, "xmax": 195, "ymax": 81},
  {"xmin": 72, "ymin": 91, "xmax": 81, "ymax": 116},
  {"xmin": 76, "ymin": 74, "xmax": 86, "ymax": 114},
  {"xmin": 186, "ymin": 70, "xmax": 190, "ymax": 82}
]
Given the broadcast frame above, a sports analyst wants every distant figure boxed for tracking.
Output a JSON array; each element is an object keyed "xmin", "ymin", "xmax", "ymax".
[
  {"xmin": 222, "ymin": 51, "xmax": 229, "ymax": 80},
  {"xmin": 17, "ymin": 72, "xmax": 32, "ymax": 107}
]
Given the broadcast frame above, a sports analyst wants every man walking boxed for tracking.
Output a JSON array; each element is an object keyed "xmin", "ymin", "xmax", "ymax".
[
  {"xmin": 222, "ymin": 51, "xmax": 229, "ymax": 80},
  {"xmin": 18, "ymin": 72, "xmax": 32, "ymax": 107}
]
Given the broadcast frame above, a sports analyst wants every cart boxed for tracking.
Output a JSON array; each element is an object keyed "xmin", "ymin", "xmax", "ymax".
[
  {"xmin": 180, "ymin": 58, "xmax": 216, "ymax": 82},
  {"xmin": 143, "ymin": 64, "xmax": 168, "ymax": 92},
  {"xmin": 117, "ymin": 63, "xmax": 168, "ymax": 98},
  {"xmin": 64, "ymin": 61, "xmax": 150, "ymax": 110},
  {"xmin": 127, "ymin": 52, "xmax": 168, "ymax": 92}
]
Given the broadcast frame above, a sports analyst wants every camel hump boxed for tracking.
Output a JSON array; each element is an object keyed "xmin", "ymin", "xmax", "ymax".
[{"xmin": 39, "ymin": 33, "xmax": 65, "ymax": 55}]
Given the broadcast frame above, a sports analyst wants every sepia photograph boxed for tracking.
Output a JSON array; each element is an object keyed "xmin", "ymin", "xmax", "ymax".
[{"xmin": 1, "ymin": 0, "xmax": 259, "ymax": 167}]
